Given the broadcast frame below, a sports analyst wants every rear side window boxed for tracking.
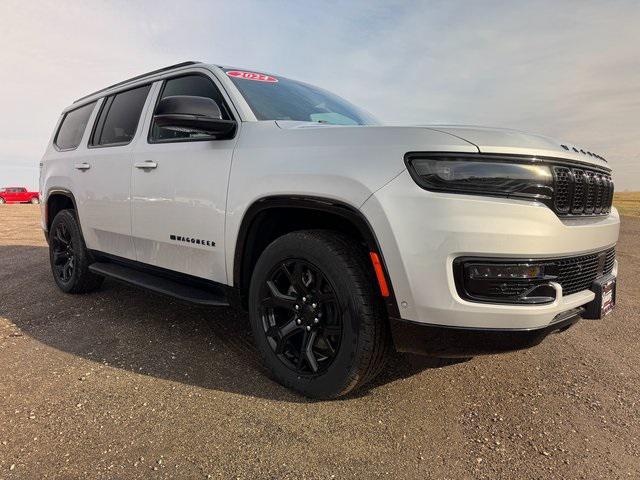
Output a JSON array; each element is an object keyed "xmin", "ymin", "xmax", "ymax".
[
  {"xmin": 91, "ymin": 84, "xmax": 151, "ymax": 146},
  {"xmin": 55, "ymin": 102, "xmax": 96, "ymax": 150},
  {"xmin": 150, "ymin": 74, "xmax": 231, "ymax": 142}
]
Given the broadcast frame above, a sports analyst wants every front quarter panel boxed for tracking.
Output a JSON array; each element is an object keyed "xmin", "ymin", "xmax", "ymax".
[{"xmin": 362, "ymin": 170, "xmax": 620, "ymax": 329}]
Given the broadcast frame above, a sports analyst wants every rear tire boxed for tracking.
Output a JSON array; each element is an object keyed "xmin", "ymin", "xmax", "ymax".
[
  {"xmin": 0, "ymin": 197, "xmax": 5, "ymax": 204},
  {"xmin": 248, "ymin": 230, "xmax": 391, "ymax": 399},
  {"xmin": 49, "ymin": 209, "xmax": 104, "ymax": 294}
]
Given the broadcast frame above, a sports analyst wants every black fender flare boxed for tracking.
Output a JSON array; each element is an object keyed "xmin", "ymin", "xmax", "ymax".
[
  {"xmin": 233, "ymin": 195, "xmax": 400, "ymax": 317},
  {"xmin": 44, "ymin": 188, "xmax": 80, "ymax": 233}
]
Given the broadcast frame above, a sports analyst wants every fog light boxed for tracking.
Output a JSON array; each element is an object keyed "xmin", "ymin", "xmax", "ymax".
[
  {"xmin": 467, "ymin": 264, "xmax": 545, "ymax": 280},
  {"xmin": 455, "ymin": 260, "xmax": 557, "ymax": 304}
]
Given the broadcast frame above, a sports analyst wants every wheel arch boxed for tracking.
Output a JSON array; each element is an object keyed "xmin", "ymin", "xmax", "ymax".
[
  {"xmin": 45, "ymin": 188, "xmax": 78, "ymax": 233},
  {"xmin": 233, "ymin": 195, "xmax": 400, "ymax": 317}
]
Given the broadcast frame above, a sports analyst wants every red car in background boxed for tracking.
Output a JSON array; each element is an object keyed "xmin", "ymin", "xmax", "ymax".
[{"xmin": 0, "ymin": 187, "xmax": 40, "ymax": 204}]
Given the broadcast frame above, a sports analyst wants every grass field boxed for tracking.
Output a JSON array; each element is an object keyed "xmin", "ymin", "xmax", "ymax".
[{"xmin": 614, "ymin": 191, "xmax": 640, "ymax": 217}]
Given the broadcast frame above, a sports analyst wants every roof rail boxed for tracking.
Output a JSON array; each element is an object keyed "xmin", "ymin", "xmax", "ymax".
[{"xmin": 74, "ymin": 61, "xmax": 201, "ymax": 103}]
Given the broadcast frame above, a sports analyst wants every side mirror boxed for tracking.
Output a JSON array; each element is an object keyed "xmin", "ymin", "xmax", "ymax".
[{"xmin": 153, "ymin": 95, "xmax": 236, "ymax": 137}]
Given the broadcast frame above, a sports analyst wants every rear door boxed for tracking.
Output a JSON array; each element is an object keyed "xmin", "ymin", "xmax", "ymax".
[
  {"xmin": 73, "ymin": 84, "xmax": 153, "ymax": 259},
  {"xmin": 130, "ymin": 72, "xmax": 239, "ymax": 283}
]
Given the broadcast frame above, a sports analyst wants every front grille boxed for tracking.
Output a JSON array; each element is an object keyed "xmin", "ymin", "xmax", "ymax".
[{"xmin": 553, "ymin": 166, "xmax": 613, "ymax": 216}]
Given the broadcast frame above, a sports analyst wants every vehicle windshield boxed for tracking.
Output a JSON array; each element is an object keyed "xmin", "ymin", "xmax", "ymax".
[{"xmin": 223, "ymin": 68, "xmax": 378, "ymax": 126}]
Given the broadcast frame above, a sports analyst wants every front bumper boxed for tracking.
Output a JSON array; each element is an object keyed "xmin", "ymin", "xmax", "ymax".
[
  {"xmin": 361, "ymin": 170, "xmax": 620, "ymax": 332},
  {"xmin": 389, "ymin": 308, "xmax": 582, "ymax": 357}
]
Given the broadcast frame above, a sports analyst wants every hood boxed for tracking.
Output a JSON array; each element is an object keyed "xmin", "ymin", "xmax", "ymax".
[
  {"xmin": 274, "ymin": 121, "xmax": 610, "ymax": 171},
  {"xmin": 425, "ymin": 125, "xmax": 610, "ymax": 170}
]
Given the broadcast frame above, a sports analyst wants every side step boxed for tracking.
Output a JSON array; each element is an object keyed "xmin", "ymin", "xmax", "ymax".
[{"xmin": 89, "ymin": 262, "xmax": 229, "ymax": 307}]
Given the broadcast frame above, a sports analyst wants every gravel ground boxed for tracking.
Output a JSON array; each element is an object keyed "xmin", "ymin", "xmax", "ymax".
[{"xmin": 0, "ymin": 205, "xmax": 638, "ymax": 479}]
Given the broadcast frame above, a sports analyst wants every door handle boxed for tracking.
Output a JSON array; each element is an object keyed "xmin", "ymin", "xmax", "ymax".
[
  {"xmin": 74, "ymin": 162, "xmax": 91, "ymax": 171},
  {"xmin": 134, "ymin": 161, "xmax": 158, "ymax": 170}
]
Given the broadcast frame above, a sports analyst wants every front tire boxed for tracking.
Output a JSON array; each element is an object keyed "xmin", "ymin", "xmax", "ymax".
[
  {"xmin": 248, "ymin": 230, "xmax": 390, "ymax": 399},
  {"xmin": 31, "ymin": 197, "xmax": 40, "ymax": 204},
  {"xmin": 49, "ymin": 209, "xmax": 104, "ymax": 294},
  {"xmin": 0, "ymin": 197, "xmax": 5, "ymax": 204}
]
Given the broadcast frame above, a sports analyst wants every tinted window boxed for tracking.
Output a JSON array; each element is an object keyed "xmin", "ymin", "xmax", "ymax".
[
  {"xmin": 150, "ymin": 75, "xmax": 231, "ymax": 142},
  {"xmin": 92, "ymin": 85, "xmax": 151, "ymax": 146},
  {"xmin": 55, "ymin": 102, "xmax": 96, "ymax": 150},
  {"xmin": 223, "ymin": 68, "xmax": 378, "ymax": 125}
]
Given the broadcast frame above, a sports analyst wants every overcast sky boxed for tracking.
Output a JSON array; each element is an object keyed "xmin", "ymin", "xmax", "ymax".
[{"xmin": 0, "ymin": 0, "xmax": 638, "ymax": 190}]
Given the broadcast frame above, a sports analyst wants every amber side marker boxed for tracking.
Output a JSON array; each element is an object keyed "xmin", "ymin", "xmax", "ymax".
[{"xmin": 369, "ymin": 252, "xmax": 390, "ymax": 297}]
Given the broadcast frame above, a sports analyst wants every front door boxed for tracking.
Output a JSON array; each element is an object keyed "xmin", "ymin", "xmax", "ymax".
[
  {"xmin": 131, "ymin": 72, "xmax": 238, "ymax": 284},
  {"xmin": 4, "ymin": 188, "xmax": 19, "ymax": 202}
]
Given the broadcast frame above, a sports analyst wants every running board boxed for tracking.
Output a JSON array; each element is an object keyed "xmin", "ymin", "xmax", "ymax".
[{"xmin": 89, "ymin": 262, "xmax": 229, "ymax": 306}]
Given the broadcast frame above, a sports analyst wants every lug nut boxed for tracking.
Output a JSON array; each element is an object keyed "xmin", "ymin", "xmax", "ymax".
[
  {"xmin": 306, "ymin": 326, "xmax": 311, "ymax": 331},
  {"xmin": 314, "ymin": 318, "xmax": 319, "ymax": 324},
  {"xmin": 311, "ymin": 303, "xmax": 317, "ymax": 309},
  {"xmin": 302, "ymin": 296, "xmax": 307, "ymax": 302},
  {"xmin": 296, "ymin": 319, "xmax": 302, "ymax": 325},
  {"xmin": 295, "ymin": 305, "xmax": 299, "ymax": 310}
]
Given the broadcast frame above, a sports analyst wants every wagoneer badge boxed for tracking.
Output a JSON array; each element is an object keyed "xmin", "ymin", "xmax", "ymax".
[{"xmin": 170, "ymin": 235, "xmax": 216, "ymax": 247}]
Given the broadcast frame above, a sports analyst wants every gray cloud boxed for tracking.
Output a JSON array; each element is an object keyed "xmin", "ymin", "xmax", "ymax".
[{"xmin": 0, "ymin": 0, "xmax": 638, "ymax": 189}]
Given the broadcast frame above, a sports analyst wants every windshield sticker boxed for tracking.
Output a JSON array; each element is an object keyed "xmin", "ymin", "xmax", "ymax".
[{"xmin": 226, "ymin": 70, "xmax": 278, "ymax": 83}]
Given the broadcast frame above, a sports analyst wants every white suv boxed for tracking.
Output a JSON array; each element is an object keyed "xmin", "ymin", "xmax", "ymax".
[{"xmin": 40, "ymin": 61, "xmax": 620, "ymax": 398}]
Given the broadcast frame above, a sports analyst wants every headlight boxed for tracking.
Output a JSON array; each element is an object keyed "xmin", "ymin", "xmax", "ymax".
[{"xmin": 405, "ymin": 154, "xmax": 554, "ymax": 202}]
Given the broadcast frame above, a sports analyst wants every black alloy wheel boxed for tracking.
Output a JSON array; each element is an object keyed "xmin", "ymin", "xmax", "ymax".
[
  {"xmin": 248, "ymin": 230, "xmax": 391, "ymax": 399},
  {"xmin": 259, "ymin": 259, "xmax": 343, "ymax": 375},
  {"xmin": 51, "ymin": 221, "xmax": 76, "ymax": 284},
  {"xmin": 48, "ymin": 209, "xmax": 104, "ymax": 294}
]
